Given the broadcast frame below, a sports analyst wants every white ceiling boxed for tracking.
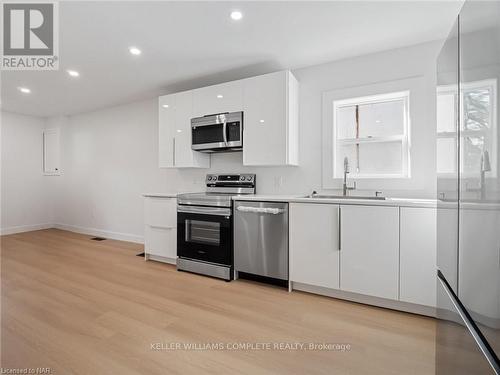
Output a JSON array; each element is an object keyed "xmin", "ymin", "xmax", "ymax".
[{"xmin": 1, "ymin": 1, "xmax": 462, "ymax": 118}]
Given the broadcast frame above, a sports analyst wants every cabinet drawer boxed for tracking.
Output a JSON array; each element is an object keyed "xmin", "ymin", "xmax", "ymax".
[
  {"xmin": 144, "ymin": 226, "xmax": 177, "ymax": 259},
  {"xmin": 144, "ymin": 197, "xmax": 176, "ymax": 228}
]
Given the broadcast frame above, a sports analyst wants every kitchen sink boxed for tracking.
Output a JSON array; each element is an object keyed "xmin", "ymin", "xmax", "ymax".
[{"xmin": 304, "ymin": 194, "xmax": 386, "ymax": 200}]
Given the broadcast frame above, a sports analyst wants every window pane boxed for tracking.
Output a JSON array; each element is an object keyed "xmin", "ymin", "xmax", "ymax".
[
  {"xmin": 437, "ymin": 93, "xmax": 456, "ymax": 133},
  {"xmin": 462, "ymin": 135, "xmax": 485, "ymax": 175},
  {"xmin": 464, "ymin": 88, "xmax": 491, "ymax": 131},
  {"xmin": 358, "ymin": 99, "xmax": 405, "ymax": 138},
  {"xmin": 437, "ymin": 138, "xmax": 457, "ymax": 174},
  {"xmin": 336, "ymin": 106, "xmax": 356, "ymax": 139},
  {"xmin": 185, "ymin": 220, "xmax": 220, "ymax": 245},
  {"xmin": 335, "ymin": 141, "xmax": 403, "ymax": 176}
]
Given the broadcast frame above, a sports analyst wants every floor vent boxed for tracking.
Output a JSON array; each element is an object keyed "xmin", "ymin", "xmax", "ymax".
[{"xmin": 91, "ymin": 237, "xmax": 106, "ymax": 241}]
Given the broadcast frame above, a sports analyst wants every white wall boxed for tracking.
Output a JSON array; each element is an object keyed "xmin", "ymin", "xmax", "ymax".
[
  {"xmin": 52, "ymin": 100, "xmax": 169, "ymax": 242},
  {"xmin": 3, "ymin": 41, "xmax": 441, "ymax": 241},
  {"xmin": 0, "ymin": 112, "xmax": 54, "ymax": 234}
]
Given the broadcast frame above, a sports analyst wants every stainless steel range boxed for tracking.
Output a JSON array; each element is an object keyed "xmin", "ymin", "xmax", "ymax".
[{"xmin": 176, "ymin": 174, "xmax": 256, "ymax": 281}]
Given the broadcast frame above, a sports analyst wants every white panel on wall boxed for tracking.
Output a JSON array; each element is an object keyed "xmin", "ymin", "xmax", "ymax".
[{"xmin": 43, "ymin": 128, "xmax": 60, "ymax": 175}]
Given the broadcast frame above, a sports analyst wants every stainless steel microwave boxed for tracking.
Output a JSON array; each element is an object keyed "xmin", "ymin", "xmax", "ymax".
[{"xmin": 191, "ymin": 111, "xmax": 243, "ymax": 153}]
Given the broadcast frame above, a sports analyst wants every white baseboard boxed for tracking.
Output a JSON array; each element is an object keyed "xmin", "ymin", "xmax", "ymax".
[
  {"xmin": 53, "ymin": 223, "xmax": 144, "ymax": 244},
  {"xmin": 0, "ymin": 223, "xmax": 54, "ymax": 236}
]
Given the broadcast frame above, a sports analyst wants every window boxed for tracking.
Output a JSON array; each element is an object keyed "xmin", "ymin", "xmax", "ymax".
[
  {"xmin": 333, "ymin": 91, "xmax": 411, "ymax": 178},
  {"xmin": 436, "ymin": 79, "xmax": 497, "ymax": 177}
]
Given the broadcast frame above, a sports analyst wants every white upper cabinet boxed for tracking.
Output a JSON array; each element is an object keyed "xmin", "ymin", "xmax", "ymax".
[
  {"xmin": 158, "ymin": 70, "xmax": 299, "ymax": 168},
  {"xmin": 242, "ymin": 70, "xmax": 299, "ymax": 166},
  {"xmin": 289, "ymin": 203, "xmax": 340, "ymax": 289},
  {"xmin": 340, "ymin": 205, "xmax": 399, "ymax": 300},
  {"xmin": 158, "ymin": 92, "xmax": 210, "ymax": 169},
  {"xmin": 193, "ymin": 80, "xmax": 243, "ymax": 117},
  {"xmin": 400, "ymin": 207, "xmax": 437, "ymax": 307},
  {"xmin": 158, "ymin": 94, "xmax": 175, "ymax": 168}
]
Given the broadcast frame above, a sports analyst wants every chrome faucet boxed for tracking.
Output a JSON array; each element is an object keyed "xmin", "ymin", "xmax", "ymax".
[
  {"xmin": 467, "ymin": 150, "xmax": 491, "ymax": 200},
  {"xmin": 343, "ymin": 157, "xmax": 356, "ymax": 196}
]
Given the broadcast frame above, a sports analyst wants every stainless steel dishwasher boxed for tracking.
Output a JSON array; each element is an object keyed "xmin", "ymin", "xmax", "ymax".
[{"xmin": 233, "ymin": 201, "xmax": 288, "ymax": 281}]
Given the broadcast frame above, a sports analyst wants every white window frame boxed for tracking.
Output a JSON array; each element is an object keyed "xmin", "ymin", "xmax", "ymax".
[
  {"xmin": 436, "ymin": 78, "xmax": 497, "ymax": 178},
  {"xmin": 332, "ymin": 91, "xmax": 411, "ymax": 179}
]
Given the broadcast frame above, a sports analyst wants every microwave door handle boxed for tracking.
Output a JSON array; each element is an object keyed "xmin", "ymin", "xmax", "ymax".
[{"xmin": 222, "ymin": 121, "xmax": 228, "ymax": 145}]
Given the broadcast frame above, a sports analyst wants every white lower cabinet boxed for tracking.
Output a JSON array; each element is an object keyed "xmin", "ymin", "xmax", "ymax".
[
  {"xmin": 289, "ymin": 202, "xmax": 438, "ymax": 313},
  {"xmin": 399, "ymin": 207, "xmax": 437, "ymax": 307},
  {"xmin": 289, "ymin": 203, "xmax": 340, "ymax": 289},
  {"xmin": 144, "ymin": 196, "xmax": 177, "ymax": 264},
  {"xmin": 339, "ymin": 205, "xmax": 400, "ymax": 300},
  {"xmin": 145, "ymin": 226, "xmax": 176, "ymax": 259}
]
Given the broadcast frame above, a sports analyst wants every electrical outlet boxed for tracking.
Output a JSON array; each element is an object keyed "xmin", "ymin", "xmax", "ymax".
[{"xmin": 274, "ymin": 176, "xmax": 283, "ymax": 189}]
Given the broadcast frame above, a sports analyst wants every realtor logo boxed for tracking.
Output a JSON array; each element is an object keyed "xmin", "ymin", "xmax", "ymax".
[{"xmin": 1, "ymin": 1, "xmax": 59, "ymax": 70}]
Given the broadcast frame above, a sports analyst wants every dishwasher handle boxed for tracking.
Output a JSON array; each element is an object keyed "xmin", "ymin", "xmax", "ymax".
[{"xmin": 236, "ymin": 206, "xmax": 285, "ymax": 215}]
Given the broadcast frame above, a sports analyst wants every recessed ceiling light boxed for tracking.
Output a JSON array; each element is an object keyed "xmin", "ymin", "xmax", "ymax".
[
  {"xmin": 176, "ymin": 129, "xmax": 182, "ymax": 133},
  {"xmin": 162, "ymin": 104, "xmax": 169, "ymax": 108},
  {"xmin": 129, "ymin": 46, "xmax": 142, "ymax": 56},
  {"xmin": 216, "ymin": 94, "xmax": 223, "ymax": 99},
  {"xmin": 67, "ymin": 69, "xmax": 80, "ymax": 77},
  {"xmin": 18, "ymin": 87, "xmax": 31, "ymax": 94},
  {"xmin": 259, "ymin": 119, "xmax": 265, "ymax": 123},
  {"xmin": 230, "ymin": 11, "xmax": 243, "ymax": 20}
]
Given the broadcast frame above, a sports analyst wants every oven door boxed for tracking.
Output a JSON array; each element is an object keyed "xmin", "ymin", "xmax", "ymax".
[
  {"xmin": 177, "ymin": 205, "xmax": 232, "ymax": 266},
  {"xmin": 191, "ymin": 122, "xmax": 226, "ymax": 151}
]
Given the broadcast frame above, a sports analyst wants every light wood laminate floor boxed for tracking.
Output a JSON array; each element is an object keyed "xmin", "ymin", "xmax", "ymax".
[{"xmin": 1, "ymin": 229, "xmax": 436, "ymax": 374}]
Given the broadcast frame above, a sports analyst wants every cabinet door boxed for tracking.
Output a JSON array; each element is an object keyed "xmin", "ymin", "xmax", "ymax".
[
  {"xmin": 159, "ymin": 92, "xmax": 209, "ymax": 169},
  {"xmin": 193, "ymin": 80, "xmax": 243, "ymax": 117},
  {"xmin": 173, "ymin": 91, "xmax": 195, "ymax": 167},
  {"xmin": 243, "ymin": 71, "xmax": 288, "ymax": 166},
  {"xmin": 144, "ymin": 226, "xmax": 177, "ymax": 259},
  {"xmin": 290, "ymin": 203, "xmax": 340, "ymax": 289},
  {"xmin": 400, "ymin": 207, "xmax": 437, "ymax": 307},
  {"xmin": 340, "ymin": 205, "xmax": 399, "ymax": 300},
  {"xmin": 158, "ymin": 94, "xmax": 175, "ymax": 168}
]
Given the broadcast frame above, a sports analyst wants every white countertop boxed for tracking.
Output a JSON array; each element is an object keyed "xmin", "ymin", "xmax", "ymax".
[
  {"xmin": 143, "ymin": 193, "xmax": 178, "ymax": 198},
  {"xmin": 232, "ymin": 195, "xmax": 438, "ymax": 208},
  {"xmin": 142, "ymin": 192, "xmax": 441, "ymax": 208},
  {"xmin": 142, "ymin": 192, "xmax": 500, "ymax": 210}
]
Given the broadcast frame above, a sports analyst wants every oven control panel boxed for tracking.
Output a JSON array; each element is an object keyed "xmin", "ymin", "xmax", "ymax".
[{"xmin": 206, "ymin": 174, "xmax": 255, "ymax": 187}]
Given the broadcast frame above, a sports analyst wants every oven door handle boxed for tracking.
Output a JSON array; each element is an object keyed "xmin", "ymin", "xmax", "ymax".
[{"xmin": 177, "ymin": 206, "xmax": 231, "ymax": 216}]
